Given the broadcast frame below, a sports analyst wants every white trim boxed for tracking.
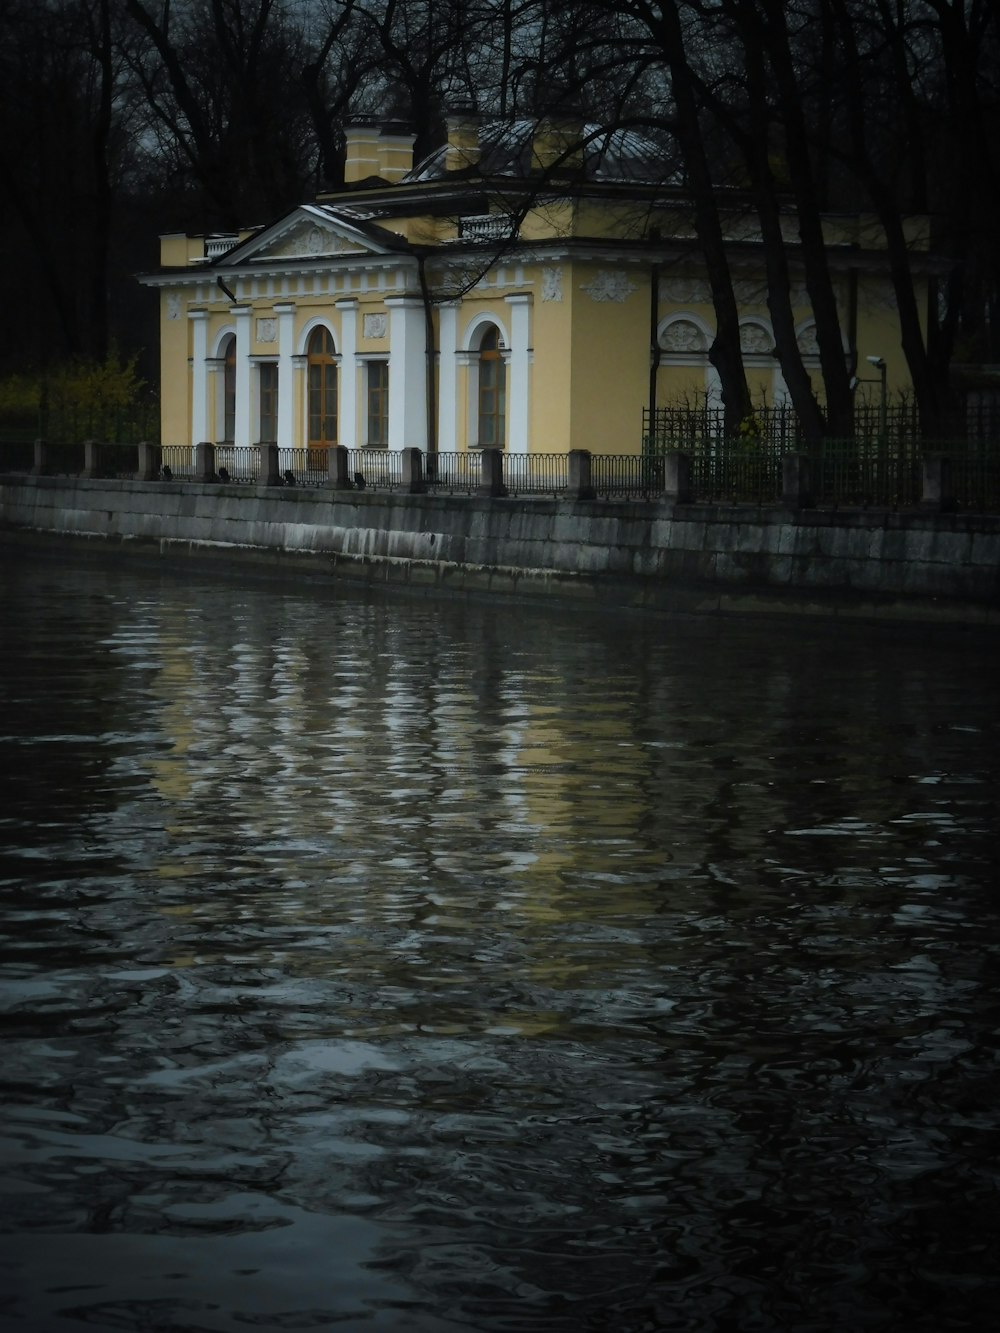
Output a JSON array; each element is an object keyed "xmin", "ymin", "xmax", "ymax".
[
  {"xmin": 213, "ymin": 332, "xmax": 236, "ymax": 443},
  {"xmin": 233, "ymin": 307, "xmax": 252, "ymax": 448},
  {"xmin": 210, "ymin": 324, "xmax": 237, "ymax": 358},
  {"xmin": 504, "ymin": 294, "xmax": 531, "ymax": 455},
  {"xmin": 297, "ymin": 315, "xmax": 339, "ymax": 356},
  {"xmin": 275, "ymin": 302, "xmax": 296, "ymax": 451},
  {"xmin": 386, "ymin": 297, "xmax": 426, "ymax": 451},
  {"xmin": 656, "ymin": 311, "xmax": 714, "ymax": 357},
  {"xmin": 336, "ymin": 300, "xmax": 358, "ymax": 450},
  {"xmin": 461, "ymin": 311, "xmax": 510, "ymax": 352},
  {"xmin": 189, "ymin": 310, "xmax": 209, "ymax": 444}
]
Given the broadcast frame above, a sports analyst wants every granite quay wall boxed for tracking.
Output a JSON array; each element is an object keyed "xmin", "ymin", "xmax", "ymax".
[{"xmin": 1, "ymin": 473, "xmax": 998, "ymax": 624}]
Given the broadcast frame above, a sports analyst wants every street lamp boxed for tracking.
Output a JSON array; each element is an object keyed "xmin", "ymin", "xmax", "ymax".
[{"xmin": 866, "ymin": 355, "xmax": 888, "ymax": 441}]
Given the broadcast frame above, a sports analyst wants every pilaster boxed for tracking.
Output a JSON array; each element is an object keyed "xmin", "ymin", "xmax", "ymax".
[
  {"xmin": 386, "ymin": 296, "xmax": 427, "ymax": 451},
  {"xmin": 275, "ymin": 303, "xmax": 296, "ymax": 451},
  {"xmin": 189, "ymin": 310, "xmax": 209, "ymax": 446},
  {"xmin": 504, "ymin": 293, "xmax": 532, "ymax": 454},
  {"xmin": 233, "ymin": 307, "xmax": 252, "ymax": 447},
  {"xmin": 336, "ymin": 300, "xmax": 358, "ymax": 450}
]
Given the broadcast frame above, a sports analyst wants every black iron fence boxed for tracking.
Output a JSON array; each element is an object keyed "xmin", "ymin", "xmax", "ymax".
[
  {"xmin": 643, "ymin": 400, "xmax": 1000, "ymax": 450},
  {"xmin": 3, "ymin": 439, "xmax": 998, "ymax": 512},
  {"xmin": 425, "ymin": 452, "xmax": 482, "ymax": 494}
]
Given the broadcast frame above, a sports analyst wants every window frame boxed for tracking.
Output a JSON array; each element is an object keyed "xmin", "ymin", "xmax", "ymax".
[
  {"xmin": 306, "ymin": 326, "xmax": 339, "ymax": 448},
  {"xmin": 366, "ymin": 359, "xmax": 389, "ymax": 448}
]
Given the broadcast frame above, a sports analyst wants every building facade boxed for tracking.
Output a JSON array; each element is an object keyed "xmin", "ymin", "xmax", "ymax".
[{"xmin": 141, "ymin": 119, "xmax": 925, "ymax": 456}]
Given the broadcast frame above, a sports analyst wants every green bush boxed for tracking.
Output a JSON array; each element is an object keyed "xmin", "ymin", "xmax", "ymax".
[{"xmin": 0, "ymin": 351, "xmax": 159, "ymax": 445}]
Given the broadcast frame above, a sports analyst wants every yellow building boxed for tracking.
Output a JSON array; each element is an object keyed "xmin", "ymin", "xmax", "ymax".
[{"xmin": 141, "ymin": 118, "xmax": 924, "ymax": 456}]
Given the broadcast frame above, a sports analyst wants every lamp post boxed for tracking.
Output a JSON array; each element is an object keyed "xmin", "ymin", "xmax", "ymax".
[{"xmin": 866, "ymin": 355, "xmax": 887, "ymax": 442}]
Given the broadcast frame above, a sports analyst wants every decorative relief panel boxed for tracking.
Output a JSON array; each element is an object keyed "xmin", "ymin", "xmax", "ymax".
[
  {"xmin": 734, "ymin": 278, "xmax": 767, "ymax": 305},
  {"xmin": 581, "ymin": 270, "xmax": 636, "ymax": 303},
  {"xmin": 661, "ymin": 275, "xmax": 710, "ymax": 304},
  {"xmin": 796, "ymin": 324, "xmax": 820, "ymax": 356},
  {"xmin": 660, "ymin": 319, "xmax": 708, "ymax": 352},
  {"xmin": 363, "ymin": 312, "xmax": 388, "ymax": 339},
  {"xmin": 268, "ymin": 224, "xmax": 364, "ymax": 260},
  {"xmin": 256, "ymin": 318, "xmax": 277, "ymax": 343},
  {"xmin": 541, "ymin": 267, "xmax": 563, "ymax": 302},
  {"xmin": 167, "ymin": 294, "xmax": 181, "ymax": 320},
  {"xmin": 739, "ymin": 322, "xmax": 773, "ymax": 354}
]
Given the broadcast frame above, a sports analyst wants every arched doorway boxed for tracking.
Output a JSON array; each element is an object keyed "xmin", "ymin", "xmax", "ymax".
[
  {"xmin": 476, "ymin": 325, "xmax": 506, "ymax": 448},
  {"xmin": 307, "ymin": 326, "xmax": 338, "ymax": 448}
]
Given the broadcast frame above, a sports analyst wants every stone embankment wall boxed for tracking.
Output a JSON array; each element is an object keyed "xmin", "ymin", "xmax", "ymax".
[{"xmin": 1, "ymin": 475, "xmax": 998, "ymax": 623}]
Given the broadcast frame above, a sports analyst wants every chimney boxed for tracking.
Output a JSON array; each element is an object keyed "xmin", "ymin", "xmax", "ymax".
[
  {"xmin": 444, "ymin": 112, "xmax": 481, "ymax": 172},
  {"xmin": 344, "ymin": 123, "xmax": 381, "ymax": 183},
  {"xmin": 377, "ymin": 123, "xmax": 416, "ymax": 182},
  {"xmin": 531, "ymin": 118, "xmax": 584, "ymax": 176}
]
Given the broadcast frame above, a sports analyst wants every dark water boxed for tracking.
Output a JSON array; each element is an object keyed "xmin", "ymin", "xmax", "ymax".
[{"xmin": 1, "ymin": 556, "xmax": 998, "ymax": 1333}]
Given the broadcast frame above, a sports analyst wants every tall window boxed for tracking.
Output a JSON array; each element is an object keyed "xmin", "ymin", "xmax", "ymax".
[
  {"xmin": 477, "ymin": 326, "xmax": 506, "ymax": 447},
  {"xmin": 307, "ymin": 327, "xmax": 337, "ymax": 447},
  {"xmin": 258, "ymin": 363, "xmax": 278, "ymax": 443},
  {"xmin": 222, "ymin": 335, "xmax": 236, "ymax": 443},
  {"xmin": 367, "ymin": 361, "xmax": 389, "ymax": 447}
]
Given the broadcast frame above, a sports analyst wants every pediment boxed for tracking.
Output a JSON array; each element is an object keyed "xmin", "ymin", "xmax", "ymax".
[{"xmin": 224, "ymin": 206, "xmax": 400, "ymax": 266}]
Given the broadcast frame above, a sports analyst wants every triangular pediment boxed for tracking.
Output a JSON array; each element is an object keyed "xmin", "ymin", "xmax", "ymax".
[{"xmin": 223, "ymin": 205, "xmax": 404, "ymax": 265}]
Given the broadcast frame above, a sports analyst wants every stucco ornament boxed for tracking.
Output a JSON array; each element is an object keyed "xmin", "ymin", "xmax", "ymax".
[
  {"xmin": 581, "ymin": 270, "xmax": 637, "ymax": 302},
  {"xmin": 363, "ymin": 312, "xmax": 388, "ymax": 339},
  {"xmin": 734, "ymin": 278, "xmax": 767, "ymax": 305},
  {"xmin": 796, "ymin": 324, "xmax": 820, "ymax": 355},
  {"xmin": 541, "ymin": 267, "xmax": 563, "ymax": 302},
  {"xmin": 662, "ymin": 275, "xmax": 710, "ymax": 304},
  {"xmin": 660, "ymin": 319, "xmax": 708, "ymax": 352},
  {"xmin": 257, "ymin": 318, "xmax": 277, "ymax": 343},
  {"xmin": 167, "ymin": 294, "xmax": 181, "ymax": 320},
  {"xmin": 740, "ymin": 323, "xmax": 773, "ymax": 354}
]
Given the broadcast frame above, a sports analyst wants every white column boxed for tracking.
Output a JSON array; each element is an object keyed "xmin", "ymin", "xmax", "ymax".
[
  {"xmin": 336, "ymin": 299, "xmax": 358, "ymax": 450},
  {"xmin": 504, "ymin": 293, "xmax": 531, "ymax": 454},
  {"xmin": 705, "ymin": 364, "xmax": 723, "ymax": 405},
  {"xmin": 386, "ymin": 296, "xmax": 427, "ymax": 451},
  {"xmin": 233, "ymin": 306, "xmax": 252, "ymax": 447},
  {"xmin": 437, "ymin": 302, "xmax": 458, "ymax": 453},
  {"xmin": 772, "ymin": 365, "xmax": 791, "ymax": 407},
  {"xmin": 275, "ymin": 303, "xmax": 296, "ymax": 450},
  {"xmin": 189, "ymin": 310, "xmax": 209, "ymax": 446}
]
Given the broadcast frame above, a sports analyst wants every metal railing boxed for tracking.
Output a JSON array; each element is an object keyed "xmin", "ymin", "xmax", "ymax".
[
  {"xmin": 4, "ymin": 439, "xmax": 998, "ymax": 512},
  {"xmin": 644, "ymin": 401, "xmax": 1000, "ymax": 451},
  {"xmin": 348, "ymin": 448, "xmax": 402, "ymax": 490},
  {"xmin": 160, "ymin": 444, "xmax": 195, "ymax": 478},
  {"xmin": 279, "ymin": 448, "xmax": 328, "ymax": 486},
  {"xmin": 214, "ymin": 446, "xmax": 260, "ymax": 483},
  {"xmin": 504, "ymin": 452, "xmax": 568, "ymax": 496},
  {"xmin": 425, "ymin": 451, "xmax": 482, "ymax": 494},
  {"xmin": 593, "ymin": 454, "xmax": 666, "ymax": 500}
]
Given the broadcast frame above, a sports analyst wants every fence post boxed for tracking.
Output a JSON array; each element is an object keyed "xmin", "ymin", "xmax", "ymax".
[
  {"xmin": 401, "ymin": 447, "xmax": 426, "ymax": 494},
  {"xmin": 327, "ymin": 445, "xmax": 353, "ymax": 490},
  {"xmin": 663, "ymin": 450, "xmax": 692, "ymax": 504},
  {"xmin": 782, "ymin": 453, "xmax": 814, "ymax": 509},
  {"xmin": 82, "ymin": 439, "xmax": 102, "ymax": 479},
  {"xmin": 921, "ymin": 453, "xmax": 955, "ymax": 512},
  {"xmin": 477, "ymin": 448, "xmax": 508, "ymax": 497},
  {"xmin": 257, "ymin": 442, "xmax": 280, "ymax": 488},
  {"xmin": 31, "ymin": 438, "xmax": 49, "ymax": 476},
  {"xmin": 194, "ymin": 441, "xmax": 216, "ymax": 482},
  {"xmin": 137, "ymin": 441, "xmax": 160, "ymax": 482},
  {"xmin": 567, "ymin": 449, "xmax": 595, "ymax": 501}
]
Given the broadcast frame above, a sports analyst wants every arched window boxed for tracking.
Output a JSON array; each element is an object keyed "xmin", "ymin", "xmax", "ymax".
[
  {"xmin": 307, "ymin": 326, "xmax": 338, "ymax": 447},
  {"xmin": 477, "ymin": 326, "xmax": 506, "ymax": 447},
  {"xmin": 222, "ymin": 335, "xmax": 236, "ymax": 443}
]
